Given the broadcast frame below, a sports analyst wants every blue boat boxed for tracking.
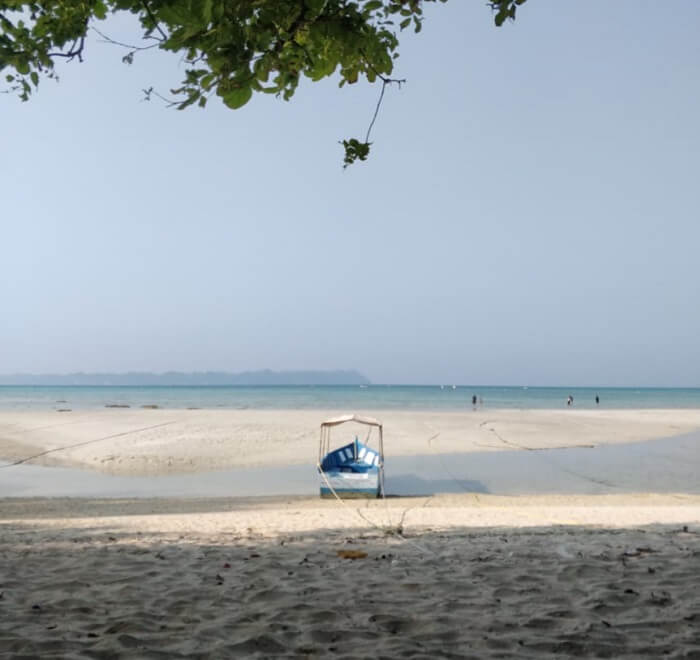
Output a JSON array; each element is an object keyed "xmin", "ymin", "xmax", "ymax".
[{"xmin": 317, "ymin": 414, "xmax": 385, "ymax": 499}]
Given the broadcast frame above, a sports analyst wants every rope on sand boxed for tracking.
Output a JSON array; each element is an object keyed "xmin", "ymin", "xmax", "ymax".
[
  {"xmin": 425, "ymin": 430, "xmax": 484, "ymax": 499},
  {"xmin": 0, "ymin": 421, "xmax": 178, "ymax": 469},
  {"xmin": 317, "ymin": 463, "xmax": 437, "ymax": 557},
  {"xmin": 483, "ymin": 423, "xmax": 619, "ymax": 489}
]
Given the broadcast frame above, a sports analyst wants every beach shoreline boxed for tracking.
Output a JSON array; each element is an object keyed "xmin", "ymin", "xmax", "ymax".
[{"xmin": 2, "ymin": 407, "xmax": 700, "ymax": 477}]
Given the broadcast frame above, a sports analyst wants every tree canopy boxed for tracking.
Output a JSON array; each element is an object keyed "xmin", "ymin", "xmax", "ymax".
[{"xmin": 1, "ymin": 0, "xmax": 526, "ymax": 165}]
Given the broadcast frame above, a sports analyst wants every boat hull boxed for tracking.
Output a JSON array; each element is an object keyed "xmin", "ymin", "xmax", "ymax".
[{"xmin": 319, "ymin": 469, "xmax": 381, "ymax": 499}]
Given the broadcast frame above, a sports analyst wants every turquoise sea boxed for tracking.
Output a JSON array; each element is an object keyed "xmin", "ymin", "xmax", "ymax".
[{"xmin": 1, "ymin": 385, "xmax": 699, "ymax": 411}]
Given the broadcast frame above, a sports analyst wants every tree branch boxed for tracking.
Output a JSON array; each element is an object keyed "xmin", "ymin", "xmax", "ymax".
[
  {"xmin": 141, "ymin": 0, "xmax": 168, "ymax": 41},
  {"xmin": 47, "ymin": 35, "xmax": 85, "ymax": 62}
]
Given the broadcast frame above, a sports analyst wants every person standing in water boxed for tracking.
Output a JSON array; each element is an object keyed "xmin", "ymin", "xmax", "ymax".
[
  {"xmin": 471, "ymin": 394, "xmax": 477, "ymax": 409},
  {"xmin": 567, "ymin": 395, "xmax": 573, "ymax": 407},
  {"xmin": 595, "ymin": 394, "xmax": 600, "ymax": 406}
]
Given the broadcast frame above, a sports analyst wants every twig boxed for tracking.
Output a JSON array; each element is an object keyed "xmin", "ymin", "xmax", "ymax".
[
  {"xmin": 91, "ymin": 26, "xmax": 160, "ymax": 52},
  {"xmin": 142, "ymin": 86, "xmax": 178, "ymax": 106},
  {"xmin": 365, "ymin": 80, "xmax": 387, "ymax": 144},
  {"xmin": 365, "ymin": 76, "xmax": 404, "ymax": 144},
  {"xmin": 358, "ymin": 49, "xmax": 405, "ymax": 144}
]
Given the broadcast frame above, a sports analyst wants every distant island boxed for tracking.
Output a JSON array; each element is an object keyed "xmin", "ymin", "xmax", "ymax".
[{"xmin": 0, "ymin": 370, "xmax": 371, "ymax": 386}]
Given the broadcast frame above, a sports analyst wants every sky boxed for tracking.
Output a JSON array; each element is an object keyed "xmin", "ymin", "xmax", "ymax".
[{"xmin": 2, "ymin": 1, "xmax": 699, "ymax": 386}]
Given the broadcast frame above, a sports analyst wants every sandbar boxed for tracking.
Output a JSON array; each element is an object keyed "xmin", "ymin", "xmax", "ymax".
[{"xmin": 2, "ymin": 407, "xmax": 699, "ymax": 476}]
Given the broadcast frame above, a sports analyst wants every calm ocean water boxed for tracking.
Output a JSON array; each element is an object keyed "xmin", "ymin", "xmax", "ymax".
[{"xmin": 1, "ymin": 385, "xmax": 699, "ymax": 411}]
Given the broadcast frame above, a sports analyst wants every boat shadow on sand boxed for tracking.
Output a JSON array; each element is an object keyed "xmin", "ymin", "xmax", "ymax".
[{"xmin": 385, "ymin": 474, "xmax": 489, "ymax": 497}]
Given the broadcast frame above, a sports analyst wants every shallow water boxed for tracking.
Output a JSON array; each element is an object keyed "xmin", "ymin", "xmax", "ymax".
[
  {"xmin": 2, "ymin": 432, "xmax": 698, "ymax": 498},
  {"xmin": 2, "ymin": 384, "xmax": 700, "ymax": 411}
]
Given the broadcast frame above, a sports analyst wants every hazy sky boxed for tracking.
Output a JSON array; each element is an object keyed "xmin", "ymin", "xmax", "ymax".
[{"xmin": 2, "ymin": 1, "xmax": 699, "ymax": 386}]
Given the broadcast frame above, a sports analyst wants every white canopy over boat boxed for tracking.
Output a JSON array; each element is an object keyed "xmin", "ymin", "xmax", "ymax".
[{"xmin": 320, "ymin": 414, "xmax": 382, "ymax": 428}]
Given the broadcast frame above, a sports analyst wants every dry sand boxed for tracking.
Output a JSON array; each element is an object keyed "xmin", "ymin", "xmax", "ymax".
[
  {"xmin": 1, "ymin": 494, "xmax": 700, "ymax": 658},
  {"xmin": 2, "ymin": 408, "xmax": 700, "ymax": 475}
]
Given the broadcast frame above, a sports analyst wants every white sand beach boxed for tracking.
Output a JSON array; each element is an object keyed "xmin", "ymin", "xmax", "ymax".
[
  {"xmin": 1, "ymin": 494, "xmax": 700, "ymax": 658},
  {"xmin": 2, "ymin": 409, "xmax": 700, "ymax": 657},
  {"xmin": 2, "ymin": 408, "xmax": 700, "ymax": 475}
]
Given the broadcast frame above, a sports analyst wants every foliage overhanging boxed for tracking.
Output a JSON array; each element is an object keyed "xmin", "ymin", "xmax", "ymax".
[{"xmin": 0, "ymin": 0, "xmax": 527, "ymax": 165}]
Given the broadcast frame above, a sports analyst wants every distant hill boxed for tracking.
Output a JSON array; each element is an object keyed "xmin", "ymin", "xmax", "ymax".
[{"xmin": 0, "ymin": 370, "xmax": 370, "ymax": 386}]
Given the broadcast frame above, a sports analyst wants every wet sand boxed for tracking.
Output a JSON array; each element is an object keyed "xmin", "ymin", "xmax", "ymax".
[{"xmin": 2, "ymin": 432, "xmax": 700, "ymax": 499}]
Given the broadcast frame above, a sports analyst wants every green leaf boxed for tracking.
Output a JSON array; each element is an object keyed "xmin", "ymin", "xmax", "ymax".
[
  {"xmin": 93, "ymin": 1, "xmax": 107, "ymax": 20},
  {"xmin": 30, "ymin": 71, "xmax": 38, "ymax": 87},
  {"xmin": 202, "ymin": 0, "xmax": 213, "ymax": 24},
  {"xmin": 305, "ymin": 0, "xmax": 326, "ymax": 14},
  {"xmin": 200, "ymin": 73, "xmax": 216, "ymax": 89},
  {"xmin": 222, "ymin": 85, "xmax": 252, "ymax": 109}
]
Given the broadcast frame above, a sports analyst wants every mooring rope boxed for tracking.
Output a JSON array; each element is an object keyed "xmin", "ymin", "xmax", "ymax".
[
  {"xmin": 0, "ymin": 421, "xmax": 178, "ymax": 469},
  {"xmin": 482, "ymin": 422, "xmax": 619, "ymax": 489},
  {"xmin": 317, "ymin": 462, "xmax": 437, "ymax": 556}
]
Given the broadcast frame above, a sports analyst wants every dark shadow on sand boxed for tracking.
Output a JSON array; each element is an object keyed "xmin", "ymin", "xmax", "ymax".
[
  {"xmin": 385, "ymin": 473, "xmax": 489, "ymax": 496},
  {"xmin": 1, "ymin": 518, "xmax": 699, "ymax": 659}
]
